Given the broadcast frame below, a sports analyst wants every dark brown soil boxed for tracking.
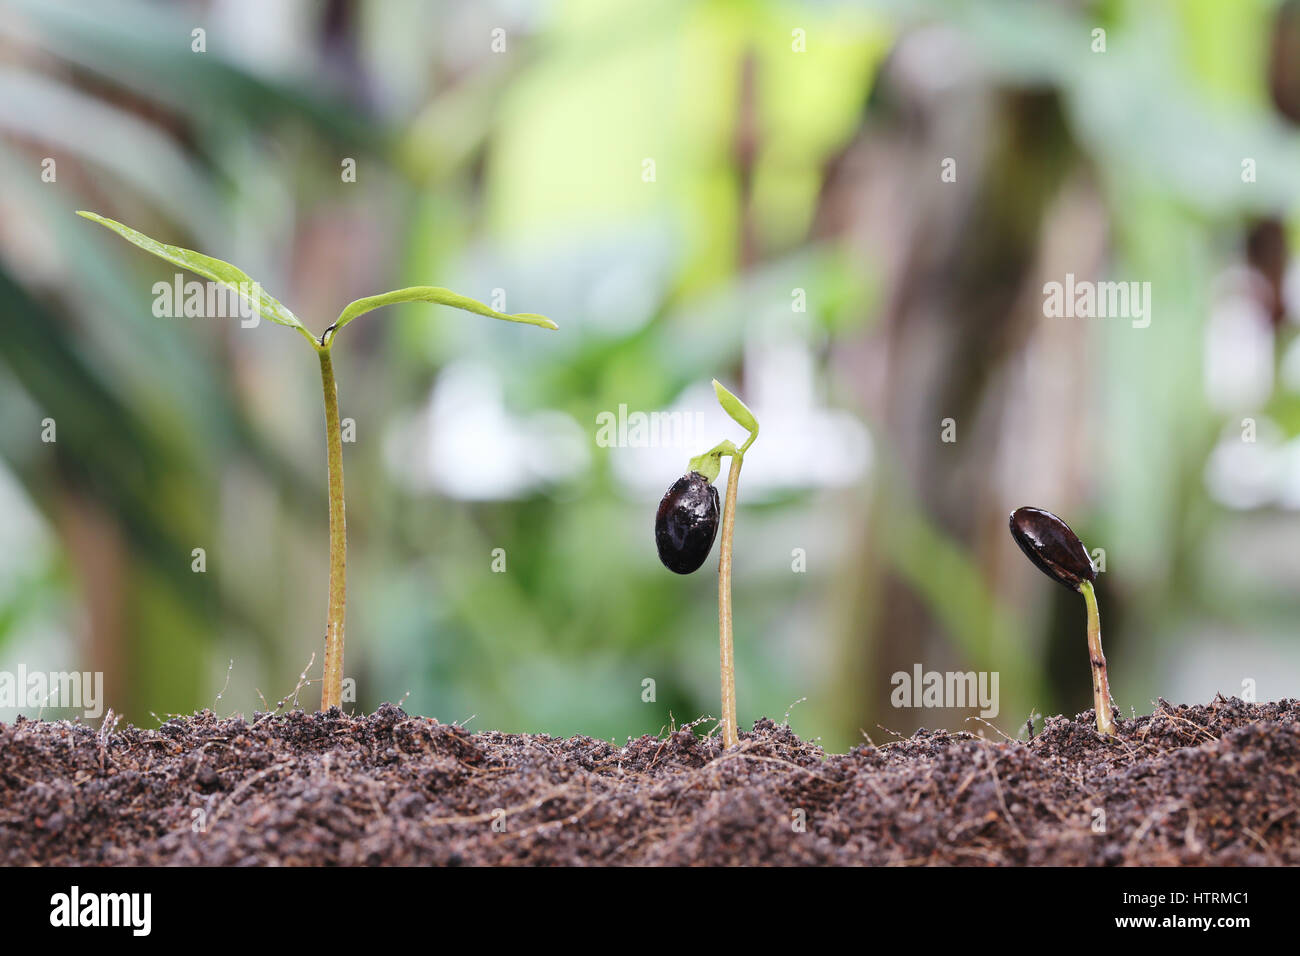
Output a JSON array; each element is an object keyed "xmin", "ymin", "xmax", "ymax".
[{"xmin": 2, "ymin": 696, "xmax": 1296, "ymax": 865}]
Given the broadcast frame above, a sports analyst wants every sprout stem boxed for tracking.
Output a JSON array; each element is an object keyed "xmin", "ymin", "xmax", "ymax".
[
  {"xmin": 318, "ymin": 347, "xmax": 347, "ymax": 710},
  {"xmin": 1080, "ymin": 580, "xmax": 1114, "ymax": 735},
  {"xmin": 717, "ymin": 450, "xmax": 744, "ymax": 748}
]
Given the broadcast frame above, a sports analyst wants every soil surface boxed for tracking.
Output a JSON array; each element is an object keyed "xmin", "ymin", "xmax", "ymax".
[{"xmin": 1, "ymin": 696, "xmax": 1296, "ymax": 865}]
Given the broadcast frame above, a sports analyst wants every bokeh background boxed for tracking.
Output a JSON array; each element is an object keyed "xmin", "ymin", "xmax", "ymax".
[{"xmin": 3, "ymin": 0, "xmax": 1300, "ymax": 752}]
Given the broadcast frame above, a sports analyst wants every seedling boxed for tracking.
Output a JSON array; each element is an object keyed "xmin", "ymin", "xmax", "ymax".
[
  {"xmin": 655, "ymin": 380, "xmax": 759, "ymax": 748},
  {"xmin": 78, "ymin": 211, "xmax": 556, "ymax": 711},
  {"xmin": 1008, "ymin": 506, "xmax": 1115, "ymax": 735}
]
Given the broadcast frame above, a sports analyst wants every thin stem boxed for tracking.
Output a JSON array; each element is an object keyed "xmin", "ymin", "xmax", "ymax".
[
  {"xmin": 1080, "ymin": 580, "xmax": 1114, "ymax": 735},
  {"xmin": 318, "ymin": 348, "xmax": 347, "ymax": 711},
  {"xmin": 717, "ymin": 451, "xmax": 744, "ymax": 748}
]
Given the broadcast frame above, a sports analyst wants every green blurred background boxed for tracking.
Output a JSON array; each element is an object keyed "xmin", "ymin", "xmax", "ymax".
[{"xmin": 2, "ymin": 0, "xmax": 1300, "ymax": 751}]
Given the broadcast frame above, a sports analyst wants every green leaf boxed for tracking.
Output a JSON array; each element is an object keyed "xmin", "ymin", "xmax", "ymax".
[
  {"xmin": 76, "ymin": 211, "xmax": 315, "ymax": 344},
  {"xmin": 712, "ymin": 379, "xmax": 758, "ymax": 438},
  {"xmin": 327, "ymin": 286, "xmax": 558, "ymax": 345}
]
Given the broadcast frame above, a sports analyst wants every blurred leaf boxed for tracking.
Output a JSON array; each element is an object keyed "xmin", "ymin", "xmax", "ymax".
[
  {"xmin": 0, "ymin": 69, "xmax": 222, "ymax": 237},
  {"xmin": 0, "ymin": 264, "xmax": 258, "ymax": 641},
  {"xmin": 3, "ymin": 0, "xmax": 376, "ymax": 146},
  {"xmin": 0, "ymin": 554, "xmax": 62, "ymax": 649}
]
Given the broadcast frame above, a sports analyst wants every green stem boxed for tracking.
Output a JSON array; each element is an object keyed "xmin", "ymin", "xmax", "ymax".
[
  {"xmin": 318, "ymin": 347, "xmax": 347, "ymax": 710},
  {"xmin": 717, "ymin": 450, "xmax": 743, "ymax": 748},
  {"xmin": 1080, "ymin": 580, "xmax": 1114, "ymax": 735}
]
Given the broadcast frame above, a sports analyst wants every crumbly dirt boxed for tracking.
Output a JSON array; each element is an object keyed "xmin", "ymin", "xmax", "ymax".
[{"xmin": 1, "ymin": 696, "xmax": 1296, "ymax": 865}]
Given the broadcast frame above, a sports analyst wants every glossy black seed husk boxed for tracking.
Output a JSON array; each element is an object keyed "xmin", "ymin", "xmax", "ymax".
[
  {"xmin": 655, "ymin": 472, "xmax": 720, "ymax": 574},
  {"xmin": 1009, "ymin": 506, "xmax": 1096, "ymax": 591}
]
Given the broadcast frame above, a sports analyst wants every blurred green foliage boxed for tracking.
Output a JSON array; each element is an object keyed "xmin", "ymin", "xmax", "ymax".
[{"xmin": 2, "ymin": 0, "xmax": 1300, "ymax": 751}]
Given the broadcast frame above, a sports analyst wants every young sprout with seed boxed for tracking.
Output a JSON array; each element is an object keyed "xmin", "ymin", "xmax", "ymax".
[
  {"xmin": 79, "ymin": 211, "xmax": 557, "ymax": 712},
  {"xmin": 655, "ymin": 380, "xmax": 759, "ymax": 748},
  {"xmin": 1008, "ymin": 506, "xmax": 1115, "ymax": 735}
]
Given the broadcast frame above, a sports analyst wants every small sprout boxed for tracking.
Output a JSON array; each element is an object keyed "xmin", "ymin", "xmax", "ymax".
[
  {"xmin": 79, "ymin": 211, "xmax": 557, "ymax": 712},
  {"xmin": 655, "ymin": 473, "xmax": 720, "ymax": 574},
  {"xmin": 657, "ymin": 380, "xmax": 759, "ymax": 748},
  {"xmin": 1009, "ymin": 506, "xmax": 1115, "ymax": 736}
]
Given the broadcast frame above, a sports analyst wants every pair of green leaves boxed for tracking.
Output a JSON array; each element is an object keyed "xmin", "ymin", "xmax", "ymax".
[
  {"xmin": 688, "ymin": 380, "xmax": 759, "ymax": 482},
  {"xmin": 76, "ymin": 211, "xmax": 557, "ymax": 348},
  {"xmin": 79, "ymin": 211, "xmax": 755, "ymax": 478}
]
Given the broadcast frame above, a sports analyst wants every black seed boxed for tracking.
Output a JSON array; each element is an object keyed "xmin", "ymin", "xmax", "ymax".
[
  {"xmin": 655, "ymin": 472, "xmax": 720, "ymax": 574},
  {"xmin": 1009, "ymin": 506, "xmax": 1096, "ymax": 591}
]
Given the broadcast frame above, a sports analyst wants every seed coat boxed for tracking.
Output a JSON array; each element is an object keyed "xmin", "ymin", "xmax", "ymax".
[
  {"xmin": 1008, "ymin": 506, "xmax": 1096, "ymax": 591},
  {"xmin": 656, "ymin": 472, "xmax": 720, "ymax": 574}
]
